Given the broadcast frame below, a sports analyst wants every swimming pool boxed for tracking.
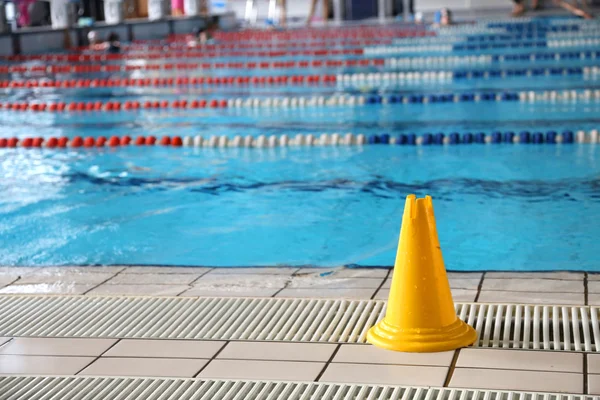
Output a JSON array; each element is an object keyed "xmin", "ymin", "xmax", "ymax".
[{"xmin": 1, "ymin": 19, "xmax": 599, "ymax": 271}]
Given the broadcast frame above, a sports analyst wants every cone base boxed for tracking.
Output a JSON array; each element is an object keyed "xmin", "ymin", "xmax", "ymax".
[{"xmin": 367, "ymin": 317, "xmax": 477, "ymax": 353}]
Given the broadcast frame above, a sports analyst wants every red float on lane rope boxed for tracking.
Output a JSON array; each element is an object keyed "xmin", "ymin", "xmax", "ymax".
[
  {"xmin": 71, "ymin": 136, "xmax": 84, "ymax": 147},
  {"xmin": 57, "ymin": 137, "xmax": 68, "ymax": 148},
  {"xmin": 108, "ymin": 136, "xmax": 120, "ymax": 147},
  {"xmin": 84, "ymin": 137, "xmax": 95, "ymax": 147},
  {"xmin": 171, "ymin": 136, "xmax": 182, "ymax": 146}
]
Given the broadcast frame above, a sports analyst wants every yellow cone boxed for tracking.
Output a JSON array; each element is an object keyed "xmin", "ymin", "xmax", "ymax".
[{"xmin": 367, "ymin": 194, "xmax": 477, "ymax": 352}]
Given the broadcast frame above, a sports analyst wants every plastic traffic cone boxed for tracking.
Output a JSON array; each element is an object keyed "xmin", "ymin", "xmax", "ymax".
[{"xmin": 367, "ymin": 194, "xmax": 477, "ymax": 352}]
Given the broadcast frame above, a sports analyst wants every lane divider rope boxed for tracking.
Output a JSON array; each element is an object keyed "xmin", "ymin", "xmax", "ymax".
[
  {"xmin": 1, "ymin": 130, "xmax": 596, "ymax": 150},
  {"xmin": 6, "ymin": 65, "xmax": 594, "ymax": 90},
  {"xmin": 2, "ymin": 88, "xmax": 600, "ymax": 112},
  {"xmin": 365, "ymin": 39, "xmax": 600, "ymax": 54},
  {"xmin": 113, "ymin": 38, "xmax": 394, "ymax": 52},
  {"xmin": 1, "ymin": 74, "xmax": 338, "ymax": 89},
  {"xmin": 0, "ymin": 54, "xmax": 493, "ymax": 75},
  {"xmin": 4, "ymin": 47, "xmax": 599, "ymax": 68},
  {"xmin": 2, "ymin": 48, "xmax": 364, "ymax": 63},
  {"xmin": 0, "ymin": 58, "xmax": 384, "ymax": 74}
]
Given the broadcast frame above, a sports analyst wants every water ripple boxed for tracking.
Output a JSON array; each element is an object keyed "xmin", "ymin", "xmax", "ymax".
[{"xmin": 60, "ymin": 172, "xmax": 600, "ymax": 201}]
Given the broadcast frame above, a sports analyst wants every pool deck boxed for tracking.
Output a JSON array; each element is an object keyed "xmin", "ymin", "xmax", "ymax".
[
  {"xmin": 0, "ymin": 266, "xmax": 592, "ymax": 305},
  {"xmin": 0, "ymin": 266, "xmax": 596, "ymax": 396}
]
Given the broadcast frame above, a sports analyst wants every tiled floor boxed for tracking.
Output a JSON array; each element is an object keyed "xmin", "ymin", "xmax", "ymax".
[
  {"xmin": 0, "ymin": 265, "xmax": 595, "ymax": 395},
  {"xmin": 0, "ymin": 337, "xmax": 593, "ymax": 394},
  {"xmin": 0, "ymin": 266, "xmax": 591, "ymax": 305}
]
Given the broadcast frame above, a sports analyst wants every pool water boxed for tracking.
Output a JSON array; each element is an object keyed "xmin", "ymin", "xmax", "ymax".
[{"xmin": 1, "ymin": 19, "xmax": 600, "ymax": 271}]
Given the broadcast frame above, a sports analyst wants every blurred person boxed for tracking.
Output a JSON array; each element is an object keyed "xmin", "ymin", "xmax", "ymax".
[
  {"xmin": 187, "ymin": 23, "xmax": 217, "ymax": 47},
  {"xmin": 306, "ymin": 0, "xmax": 328, "ymax": 25},
  {"xmin": 554, "ymin": 0, "xmax": 592, "ymax": 18},
  {"xmin": 265, "ymin": 0, "xmax": 287, "ymax": 28},
  {"xmin": 434, "ymin": 8, "xmax": 452, "ymax": 25},
  {"xmin": 512, "ymin": 0, "xmax": 591, "ymax": 18},
  {"xmin": 87, "ymin": 30, "xmax": 102, "ymax": 49},
  {"xmin": 511, "ymin": 0, "xmax": 539, "ymax": 16},
  {"xmin": 171, "ymin": 0, "xmax": 184, "ymax": 16},
  {"xmin": 106, "ymin": 32, "xmax": 121, "ymax": 53},
  {"xmin": 16, "ymin": 0, "xmax": 36, "ymax": 26},
  {"xmin": 88, "ymin": 31, "xmax": 121, "ymax": 53}
]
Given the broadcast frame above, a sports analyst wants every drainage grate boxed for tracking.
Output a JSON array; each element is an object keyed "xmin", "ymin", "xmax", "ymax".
[
  {"xmin": 0, "ymin": 376, "xmax": 596, "ymax": 400},
  {"xmin": 0, "ymin": 296, "xmax": 599, "ymax": 352}
]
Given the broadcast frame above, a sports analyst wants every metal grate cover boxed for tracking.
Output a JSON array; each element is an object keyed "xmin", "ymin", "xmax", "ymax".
[
  {"xmin": 0, "ymin": 295, "xmax": 599, "ymax": 352},
  {"xmin": 0, "ymin": 376, "xmax": 597, "ymax": 400}
]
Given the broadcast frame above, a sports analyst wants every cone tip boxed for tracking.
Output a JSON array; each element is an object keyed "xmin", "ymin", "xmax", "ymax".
[{"xmin": 404, "ymin": 194, "xmax": 434, "ymax": 220}]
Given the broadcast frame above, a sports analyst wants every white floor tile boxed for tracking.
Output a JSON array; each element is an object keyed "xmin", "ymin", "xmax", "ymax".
[
  {"xmin": 487, "ymin": 272, "xmax": 584, "ymax": 280},
  {"xmin": 0, "ymin": 283, "xmax": 96, "ymax": 295},
  {"xmin": 199, "ymin": 359, "xmax": 324, "ymax": 381},
  {"xmin": 107, "ymin": 273, "xmax": 202, "ymax": 285},
  {"xmin": 194, "ymin": 273, "xmax": 289, "ymax": 288},
  {"xmin": 0, "ymin": 355, "xmax": 94, "ymax": 375},
  {"xmin": 587, "ymin": 354, "xmax": 600, "ymax": 374},
  {"xmin": 447, "ymin": 272, "xmax": 484, "ymax": 280},
  {"xmin": 80, "ymin": 357, "xmax": 207, "ymax": 377},
  {"xmin": 121, "ymin": 266, "xmax": 212, "ymax": 275},
  {"xmin": 333, "ymin": 344, "xmax": 454, "ymax": 366},
  {"xmin": 180, "ymin": 287, "xmax": 280, "ymax": 297},
  {"xmin": 276, "ymin": 288, "xmax": 376, "ymax": 299},
  {"xmin": 588, "ymin": 374, "xmax": 600, "ymax": 395},
  {"xmin": 0, "ymin": 276, "xmax": 18, "ymax": 287},
  {"xmin": 86, "ymin": 284, "xmax": 189, "ymax": 296},
  {"xmin": 38, "ymin": 266, "xmax": 126, "ymax": 274},
  {"xmin": 206, "ymin": 268, "xmax": 298, "ymax": 275},
  {"xmin": 457, "ymin": 348, "xmax": 582, "ymax": 373},
  {"xmin": 586, "ymin": 281, "xmax": 600, "ymax": 294},
  {"xmin": 477, "ymin": 290, "xmax": 584, "ymax": 305},
  {"xmin": 17, "ymin": 272, "xmax": 115, "ymax": 285},
  {"xmin": 587, "ymin": 293, "xmax": 600, "ymax": 306},
  {"xmin": 482, "ymin": 278, "xmax": 582, "ymax": 293},
  {"xmin": 218, "ymin": 342, "xmax": 336, "ymax": 362},
  {"xmin": 320, "ymin": 363, "xmax": 448, "ymax": 386},
  {"xmin": 0, "ymin": 267, "xmax": 38, "ymax": 280},
  {"xmin": 0, "ymin": 338, "xmax": 117, "ymax": 357},
  {"xmin": 104, "ymin": 340, "xmax": 224, "ymax": 359},
  {"xmin": 450, "ymin": 367, "xmax": 582, "ymax": 393},
  {"xmin": 288, "ymin": 277, "xmax": 383, "ymax": 289},
  {"xmin": 295, "ymin": 268, "xmax": 389, "ymax": 279}
]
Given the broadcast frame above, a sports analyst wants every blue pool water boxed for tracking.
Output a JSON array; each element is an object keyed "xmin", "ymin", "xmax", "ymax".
[{"xmin": 1, "ymin": 19, "xmax": 600, "ymax": 271}]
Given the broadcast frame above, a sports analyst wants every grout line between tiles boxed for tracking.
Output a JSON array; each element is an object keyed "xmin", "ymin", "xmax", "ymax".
[
  {"xmin": 314, "ymin": 343, "xmax": 341, "ymax": 382},
  {"xmin": 370, "ymin": 269, "xmax": 392, "ymax": 300},
  {"xmin": 473, "ymin": 271, "xmax": 486, "ymax": 303},
  {"xmin": 73, "ymin": 339, "xmax": 122, "ymax": 375},
  {"xmin": 187, "ymin": 268, "xmax": 216, "ymax": 286},
  {"xmin": 443, "ymin": 349, "xmax": 461, "ymax": 387},
  {"xmin": 584, "ymin": 353, "xmax": 589, "ymax": 394},
  {"xmin": 82, "ymin": 270, "xmax": 126, "ymax": 295},
  {"xmin": 585, "ymin": 272, "xmax": 589, "ymax": 306},
  {"xmin": 271, "ymin": 275, "xmax": 293, "ymax": 298},
  {"xmin": 0, "ymin": 277, "xmax": 22, "ymax": 290},
  {"xmin": 0, "ymin": 338, "xmax": 13, "ymax": 350},
  {"xmin": 193, "ymin": 340, "xmax": 229, "ymax": 378},
  {"xmin": 450, "ymin": 365, "xmax": 582, "ymax": 374},
  {"xmin": 175, "ymin": 287, "xmax": 194, "ymax": 297}
]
